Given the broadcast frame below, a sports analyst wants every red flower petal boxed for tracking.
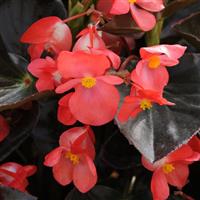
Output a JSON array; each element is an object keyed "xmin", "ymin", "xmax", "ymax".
[
  {"xmin": 69, "ymin": 80, "xmax": 120, "ymax": 125},
  {"xmin": 22, "ymin": 165, "xmax": 37, "ymax": 177},
  {"xmin": 117, "ymin": 96, "xmax": 141, "ymax": 123},
  {"xmin": 28, "ymin": 57, "xmax": 55, "ymax": 77},
  {"xmin": 189, "ymin": 136, "xmax": 200, "ymax": 153},
  {"xmin": 53, "ymin": 155, "xmax": 73, "ymax": 186},
  {"xmin": 110, "ymin": 0, "xmax": 129, "ymax": 15},
  {"xmin": 132, "ymin": 60, "xmax": 169, "ymax": 92},
  {"xmin": 90, "ymin": 48, "xmax": 121, "ymax": 69},
  {"xmin": 57, "ymin": 93, "xmax": 77, "ymax": 125},
  {"xmin": 167, "ymin": 145, "xmax": 194, "ymax": 162},
  {"xmin": 97, "ymin": 75, "xmax": 123, "ymax": 85},
  {"xmin": 141, "ymin": 156, "xmax": 157, "ymax": 171},
  {"xmin": 55, "ymin": 79, "xmax": 81, "ymax": 93},
  {"xmin": 28, "ymin": 43, "xmax": 44, "ymax": 60},
  {"xmin": 97, "ymin": 0, "xmax": 114, "ymax": 16},
  {"xmin": 21, "ymin": 16, "xmax": 62, "ymax": 43},
  {"xmin": 130, "ymin": 4, "xmax": 156, "ymax": 31},
  {"xmin": 71, "ymin": 133, "xmax": 95, "ymax": 160},
  {"xmin": 73, "ymin": 155, "xmax": 97, "ymax": 193},
  {"xmin": 58, "ymin": 51, "xmax": 110, "ymax": 79},
  {"xmin": 0, "ymin": 115, "xmax": 9, "ymax": 142},
  {"xmin": 59, "ymin": 127, "xmax": 89, "ymax": 149},
  {"xmin": 36, "ymin": 74, "xmax": 55, "ymax": 92},
  {"xmin": 137, "ymin": 0, "xmax": 165, "ymax": 12},
  {"xmin": 140, "ymin": 44, "xmax": 187, "ymax": 60},
  {"xmin": 44, "ymin": 147, "xmax": 64, "ymax": 167},
  {"xmin": 165, "ymin": 163, "xmax": 189, "ymax": 188},
  {"xmin": 151, "ymin": 169, "xmax": 169, "ymax": 200}
]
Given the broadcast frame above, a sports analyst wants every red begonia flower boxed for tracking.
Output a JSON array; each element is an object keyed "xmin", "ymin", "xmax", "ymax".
[
  {"xmin": 44, "ymin": 126, "xmax": 97, "ymax": 193},
  {"xmin": 21, "ymin": 16, "xmax": 72, "ymax": 60},
  {"xmin": 142, "ymin": 144, "xmax": 200, "ymax": 200},
  {"xmin": 28, "ymin": 56, "xmax": 62, "ymax": 92},
  {"xmin": 131, "ymin": 44, "xmax": 187, "ymax": 92},
  {"xmin": 56, "ymin": 51, "xmax": 123, "ymax": 126},
  {"xmin": 0, "ymin": 162, "xmax": 37, "ymax": 192},
  {"xmin": 0, "ymin": 115, "xmax": 9, "ymax": 142},
  {"xmin": 98, "ymin": 0, "xmax": 164, "ymax": 31},
  {"xmin": 57, "ymin": 92, "xmax": 77, "ymax": 125},
  {"xmin": 117, "ymin": 85, "xmax": 174, "ymax": 123},
  {"xmin": 73, "ymin": 25, "xmax": 120, "ymax": 69}
]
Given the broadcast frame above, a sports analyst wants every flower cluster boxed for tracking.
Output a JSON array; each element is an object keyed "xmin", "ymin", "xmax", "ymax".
[
  {"xmin": 16, "ymin": 3, "xmax": 200, "ymax": 199},
  {"xmin": 118, "ymin": 44, "xmax": 186, "ymax": 122}
]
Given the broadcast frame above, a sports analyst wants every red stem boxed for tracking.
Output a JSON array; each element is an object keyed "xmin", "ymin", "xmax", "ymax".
[{"xmin": 63, "ymin": 8, "xmax": 94, "ymax": 23}]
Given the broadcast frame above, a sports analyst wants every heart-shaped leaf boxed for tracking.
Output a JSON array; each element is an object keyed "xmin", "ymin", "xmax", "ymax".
[
  {"xmin": 0, "ymin": 185, "xmax": 37, "ymax": 200},
  {"xmin": 116, "ymin": 53, "xmax": 200, "ymax": 162},
  {"xmin": 65, "ymin": 185, "xmax": 121, "ymax": 200},
  {"xmin": 173, "ymin": 11, "xmax": 200, "ymax": 50},
  {"xmin": 0, "ymin": 102, "xmax": 39, "ymax": 161}
]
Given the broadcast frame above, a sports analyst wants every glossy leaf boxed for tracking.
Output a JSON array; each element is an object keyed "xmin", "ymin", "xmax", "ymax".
[
  {"xmin": 173, "ymin": 11, "xmax": 200, "ymax": 50},
  {"xmin": 0, "ymin": 0, "xmax": 66, "ymax": 57},
  {"xmin": 116, "ymin": 53, "xmax": 200, "ymax": 162},
  {"xmin": 100, "ymin": 14, "xmax": 143, "ymax": 37},
  {"xmin": 0, "ymin": 102, "xmax": 39, "ymax": 161},
  {"xmin": 162, "ymin": 0, "xmax": 198, "ymax": 18},
  {"xmin": 101, "ymin": 132, "xmax": 140, "ymax": 170},
  {"xmin": 65, "ymin": 185, "xmax": 121, "ymax": 200},
  {"xmin": 0, "ymin": 185, "xmax": 37, "ymax": 200}
]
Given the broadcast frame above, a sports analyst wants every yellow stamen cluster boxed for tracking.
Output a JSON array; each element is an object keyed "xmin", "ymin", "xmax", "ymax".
[
  {"xmin": 162, "ymin": 163, "xmax": 175, "ymax": 174},
  {"xmin": 148, "ymin": 55, "xmax": 161, "ymax": 69},
  {"xmin": 66, "ymin": 151, "xmax": 79, "ymax": 165},
  {"xmin": 81, "ymin": 77, "xmax": 96, "ymax": 88},
  {"xmin": 140, "ymin": 99, "xmax": 152, "ymax": 110},
  {"xmin": 129, "ymin": 0, "xmax": 137, "ymax": 3}
]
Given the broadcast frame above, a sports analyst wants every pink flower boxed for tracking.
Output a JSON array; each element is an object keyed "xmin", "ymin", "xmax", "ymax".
[
  {"xmin": 56, "ymin": 51, "xmax": 123, "ymax": 126},
  {"xmin": 21, "ymin": 16, "xmax": 72, "ymax": 60},
  {"xmin": 97, "ymin": 0, "xmax": 165, "ymax": 31},
  {"xmin": 0, "ymin": 162, "xmax": 37, "ymax": 192},
  {"xmin": 57, "ymin": 93, "xmax": 77, "ymax": 125},
  {"xmin": 117, "ymin": 85, "xmax": 174, "ymax": 123},
  {"xmin": 28, "ymin": 56, "xmax": 61, "ymax": 92},
  {"xmin": 131, "ymin": 44, "xmax": 186, "ymax": 92},
  {"xmin": 73, "ymin": 25, "xmax": 121, "ymax": 69},
  {"xmin": 44, "ymin": 126, "xmax": 97, "ymax": 193},
  {"xmin": 0, "ymin": 115, "xmax": 9, "ymax": 142},
  {"xmin": 142, "ymin": 144, "xmax": 200, "ymax": 200}
]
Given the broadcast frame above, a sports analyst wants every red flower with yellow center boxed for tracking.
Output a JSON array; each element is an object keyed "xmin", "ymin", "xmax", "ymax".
[
  {"xmin": 44, "ymin": 126, "xmax": 97, "ymax": 193},
  {"xmin": 142, "ymin": 144, "xmax": 200, "ymax": 200},
  {"xmin": 131, "ymin": 44, "xmax": 187, "ymax": 93},
  {"xmin": 56, "ymin": 51, "xmax": 123, "ymax": 126},
  {"xmin": 117, "ymin": 85, "xmax": 174, "ymax": 123}
]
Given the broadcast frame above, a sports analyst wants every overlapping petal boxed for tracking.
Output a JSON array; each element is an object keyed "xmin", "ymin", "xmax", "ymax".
[{"xmin": 69, "ymin": 80, "xmax": 120, "ymax": 125}]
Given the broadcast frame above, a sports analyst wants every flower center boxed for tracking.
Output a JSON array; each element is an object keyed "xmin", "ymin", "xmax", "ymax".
[
  {"xmin": 81, "ymin": 77, "xmax": 96, "ymax": 88},
  {"xmin": 148, "ymin": 55, "xmax": 161, "ymax": 69},
  {"xmin": 140, "ymin": 99, "xmax": 152, "ymax": 110},
  {"xmin": 65, "ymin": 151, "xmax": 79, "ymax": 165},
  {"xmin": 129, "ymin": 0, "xmax": 136, "ymax": 3},
  {"xmin": 162, "ymin": 163, "xmax": 175, "ymax": 174}
]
